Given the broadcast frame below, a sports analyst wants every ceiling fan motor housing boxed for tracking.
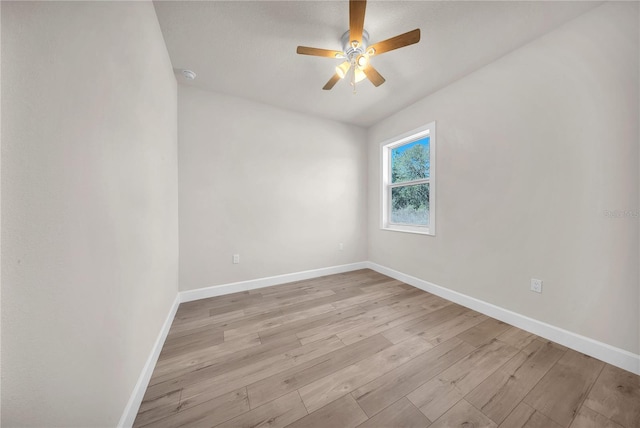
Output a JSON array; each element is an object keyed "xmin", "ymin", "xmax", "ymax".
[{"xmin": 341, "ymin": 30, "xmax": 369, "ymax": 62}]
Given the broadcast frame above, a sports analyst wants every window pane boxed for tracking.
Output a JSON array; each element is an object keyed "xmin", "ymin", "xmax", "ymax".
[
  {"xmin": 391, "ymin": 136, "xmax": 430, "ymax": 184},
  {"xmin": 391, "ymin": 183, "xmax": 429, "ymax": 225}
]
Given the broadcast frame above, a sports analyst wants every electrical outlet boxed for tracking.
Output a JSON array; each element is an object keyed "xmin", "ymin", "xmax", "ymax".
[
  {"xmin": 339, "ymin": 243, "xmax": 344, "ymax": 251},
  {"xmin": 530, "ymin": 278, "xmax": 543, "ymax": 293},
  {"xmin": 233, "ymin": 254, "xmax": 240, "ymax": 264}
]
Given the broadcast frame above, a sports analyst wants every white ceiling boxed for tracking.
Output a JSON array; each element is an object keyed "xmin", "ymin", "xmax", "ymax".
[{"xmin": 154, "ymin": 1, "xmax": 599, "ymax": 127}]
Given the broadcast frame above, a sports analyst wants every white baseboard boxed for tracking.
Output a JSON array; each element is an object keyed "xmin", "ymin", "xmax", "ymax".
[
  {"xmin": 118, "ymin": 294, "xmax": 181, "ymax": 428},
  {"xmin": 179, "ymin": 262, "xmax": 369, "ymax": 303},
  {"xmin": 366, "ymin": 261, "xmax": 640, "ymax": 376}
]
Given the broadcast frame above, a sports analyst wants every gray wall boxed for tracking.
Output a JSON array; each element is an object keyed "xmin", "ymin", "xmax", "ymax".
[
  {"xmin": 368, "ymin": 2, "xmax": 639, "ymax": 355},
  {"xmin": 178, "ymin": 85, "xmax": 368, "ymax": 291},
  {"xmin": 1, "ymin": 2, "xmax": 179, "ymax": 426}
]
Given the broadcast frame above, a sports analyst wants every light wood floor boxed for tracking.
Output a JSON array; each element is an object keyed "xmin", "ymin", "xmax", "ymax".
[{"xmin": 134, "ymin": 269, "xmax": 640, "ymax": 428}]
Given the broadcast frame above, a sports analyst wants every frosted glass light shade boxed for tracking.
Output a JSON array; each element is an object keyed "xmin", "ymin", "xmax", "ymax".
[{"xmin": 336, "ymin": 61, "xmax": 351, "ymax": 79}]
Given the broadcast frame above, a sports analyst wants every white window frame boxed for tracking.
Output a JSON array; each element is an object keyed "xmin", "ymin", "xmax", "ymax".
[{"xmin": 380, "ymin": 122, "xmax": 436, "ymax": 236}]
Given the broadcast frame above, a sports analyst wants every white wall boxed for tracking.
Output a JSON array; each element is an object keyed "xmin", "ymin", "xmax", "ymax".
[
  {"xmin": 1, "ymin": 2, "xmax": 178, "ymax": 426},
  {"xmin": 178, "ymin": 85, "xmax": 367, "ymax": 291},
  {"xmin": 368, "ymin": 2, "xmax": 639, "ymax": 355}
]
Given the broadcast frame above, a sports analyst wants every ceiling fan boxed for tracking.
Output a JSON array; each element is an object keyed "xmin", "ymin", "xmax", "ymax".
[{"xmin": 296, "ymin": 0, "xmax": 420, "ymax": 91}]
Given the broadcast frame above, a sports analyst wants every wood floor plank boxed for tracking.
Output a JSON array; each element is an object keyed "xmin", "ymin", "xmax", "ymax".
[
  {"xmin": 251, "ymin": 288, "xmax": 362, "ymax": 319},
  {"xmin": 282, "ymin": 334, "xmax": 345, "ymax": 365},
  {"xmin": 329, "ymin": 275, "xmax": 394, "ymax": 294},
  {"xmin": 256, "ymin": 286, "xmax": 319, "ymax": 300},
  {"xmin": 178, "ymin": 354, "xmax": 294, "ymax": 411},
  {"xmin": 381, "ymin": 292, "xmax": 452, "ymax": 317},
  {"xmin": 358, "ymin": 278, "xmax": 404, "ymax": 291},
  {"xmin": 258, "ymin": 306, "xmax": 366, "ymax": 344},
  {"xmin": 495, "ymin": 326, "xmax": 539, "ymax": 350},
  {"xmin": 429, "ymin": 399, "xmax": 497, "ymax": 428},
  {"xmin": 299, "ymin": 335, "xmax": 433, "ymax": 413},
  {"xmin": 415, "ymin": 294, "xmax": 454, "ymax": 312},
  {"xmin": 407, "ymin": 339, "xmax": 518, "ymax": 422},
  {"xmin": 209, "ymin": 306, "xmax": 291, "ymax": 333},
  {"xmin": 466, "ymin": 339, "xmax": 566, "ymax": 424},
  {"xmin": 285, "ymin": 394, "xmax": 367, "ymax": 428},
  {"xmin": 381, "ymin": 304, "xmax": 470, "ymax": 344},
  {"xmin": 241, "ymin": 289, "xmax": 337, "ymax": 317},
  {"xmin": 205, "ymin": 299, "xmax": 272, "ymax": 319},
  {"xmin": 145, "ymin": 334, "xmax": 299, "ymax": 399},
  {"xmin": 569, "ymin": 405, "xmax": 624, "ymax": 428},
  {"xmin": 353, "ymin": 337, "xmax": 475, "ymax": 417},
  {"xmin": 523, "ymin": 349, "xmax": 604, "ymax": 427},
  {"xmin": 159, "ymin": 329, "xmax": 225, "ymax": 360},
  {"xmin": 262, "ymin": 285, "xmax": 321, "ymax": 299},
  {"xmin": 498, "ymin": 402, "xmax": 563, "ymax": 428},
  {"xmin": 331, "ymin": 287, "xmax": 409, "ymax": 310},
  {"xmin": 456, "ymin": 318, "xmax": 511, "ymax": 347},
  {"xmin": 420, "ymin": 310, "xmax": 488, "ymax": 346},
  {"xmin": 139, "ymin": 388, "xmax": 250, "ymax": 428},
  {"xmin": 355, "ymin": 397, "xmax": 431, "ymax": 428},
  {"xmin": 163, "ymin": 322, "xmax": 233, "ymax": 345},
  {"xmin": 336, "ymin": 304, "xmax": 430, "ymax": 346},
  {"xmin": 214, "ymin": 391, "xmax": 307, "ymax": 428},
  {"xmin": 281, "ymin": 271, "xmax": 379, "ymax": 295},
  {"xmin": 148, "ymin": 333, "xmax": 263, "ymax": 388},
  {"xmin": 249, "ymin": 282, "xmax": 315, "ymax": 297},
  {"xmin": 177, "ymin": 335, "xmax": 344, "ymax": 412},
  {"xmin": 133, "ymin": 389, "xmax": 181, "ymax": 427},
  {"xmin": 166, "ymin": 309, "xmax": 245, "ymax": 338},
  {"xmin": 248, "ymin": 334, "xmax": 392, "ymax": 409},
  {"xmin": 359, "ymin": 287, "xmax": 425, "ymax": 311},
  {"xmin": 582, "ymin": 364, "xmax": 640, "ymax": 428},
  {"xmin": 179, "ymin": 292, "xmax": 262, "ymax": 316},
  {"xmin": 223, "ymin": 303, "xmax": 337, "ymax": 341},
  {"xmin": 398, "ymin": 282, "xmax": 417, "ymax": 290},
  {"xmin": 296, "ymin": 305, "xmax": 398, "ymax": 345},
  {"xmin": 388, "ymin": 291, "xmax": 441, "ymax": 310}
]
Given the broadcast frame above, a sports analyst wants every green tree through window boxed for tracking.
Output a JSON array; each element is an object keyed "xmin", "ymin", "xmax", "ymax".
[{"xmin": 390, "ymin": 138, "xmax": 430, "ymax": 225}]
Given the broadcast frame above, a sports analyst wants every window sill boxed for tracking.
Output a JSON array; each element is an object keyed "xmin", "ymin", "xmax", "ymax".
[{"xmin": 381, "ymin": 224, "xmax": 434, "ymax": 236}]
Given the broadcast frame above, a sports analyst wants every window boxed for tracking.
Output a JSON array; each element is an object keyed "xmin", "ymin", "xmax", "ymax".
[{"xmin": 381, "ymin": 122, "xmax": 435, "ymax": 235}]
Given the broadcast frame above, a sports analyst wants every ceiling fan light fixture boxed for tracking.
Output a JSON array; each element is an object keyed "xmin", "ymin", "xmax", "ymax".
[
  {"xmin": 336, "ymin": 61, "xmax": 351, "ymax": 79},
  {"xmin": 356, "ymin": 54, "xmax": 368, "ymax": 67},
  {"xmin": 354, "ymin": 67, "xmax": 367, "ymax": 83}
]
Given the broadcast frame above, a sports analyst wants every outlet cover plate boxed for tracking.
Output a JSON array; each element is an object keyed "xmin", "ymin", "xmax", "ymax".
[{"xmin": 531, "ymin": 278, "xmax": 543, "ymax": 293}]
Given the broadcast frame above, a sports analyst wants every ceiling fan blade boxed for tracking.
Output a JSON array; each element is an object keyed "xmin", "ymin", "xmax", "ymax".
[
  {"xmin": 297, "ymin": 46, "xmax": 344, "ymax": 58},
  {"xmin": 349, "ymin": 0, "xmax": 367, "ymax": 44},
  {"xmin": 323, "ymin": 73, "xmax": 342, "ymax": 90},
  {"xmin": 363, "ymin": 64, "xmax": 385, "ymax": 87},
  {"xmin": 368, "ymin": 29, "xmax": 421, "ymax": 56}
]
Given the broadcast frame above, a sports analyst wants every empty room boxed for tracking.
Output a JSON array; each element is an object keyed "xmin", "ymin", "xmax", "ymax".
[{"xmin": 2, "ymin": 1, "xmax": 639, "ymax": 427}]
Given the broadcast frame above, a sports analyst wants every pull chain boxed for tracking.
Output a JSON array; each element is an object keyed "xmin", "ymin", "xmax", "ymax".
[{"xmin": 351, "ymin": 59, "xmax": 357, "ymax": 94}]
